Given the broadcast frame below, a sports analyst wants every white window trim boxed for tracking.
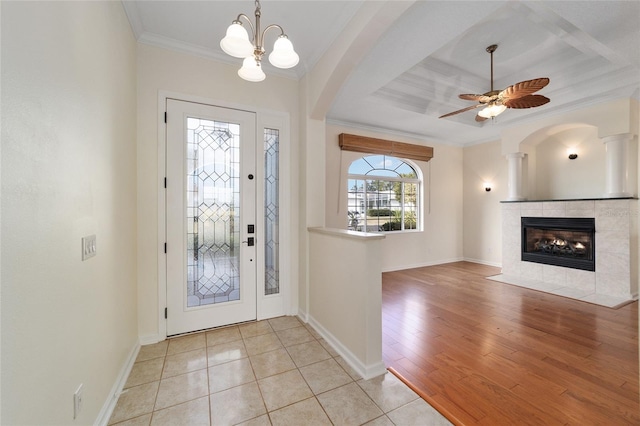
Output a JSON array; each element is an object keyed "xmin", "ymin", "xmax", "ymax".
[{"xmin": 347, "ymin": 155, "xmax": 423, "ymax": 234}]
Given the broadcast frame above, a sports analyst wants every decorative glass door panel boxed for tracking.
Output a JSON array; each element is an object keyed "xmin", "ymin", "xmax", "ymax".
[
  {"xmin": 264, "ymin": 128, "xmax": 279, "ymax": 295},
  {"xmin": 166, "ymin": 100, "xmax": 256, "ymax": 336},
  {"xmin": 187, "ymin": 118, "xmax": 241, "ymax": 307}
]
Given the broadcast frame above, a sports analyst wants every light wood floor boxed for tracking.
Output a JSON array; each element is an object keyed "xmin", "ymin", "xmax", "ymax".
[{"xmin": 382, "ymin": 261, "xmax": 639, "ymax": 425}]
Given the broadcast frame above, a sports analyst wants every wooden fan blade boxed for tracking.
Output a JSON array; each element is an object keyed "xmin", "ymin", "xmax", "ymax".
[
  {"xmin": 459, "ymin": 94, "xmax": 495, "ymax": 103},
  {"xmin": 499, "ymin": 78, "xmax": 549, "ymax": 100},
  {"xmin": 475, "ymin": 114, "xmax": 488, "ymax": 122},
  {"xmin": 439, "ymin": 103, "xmax": 484, "ymax": 119},
  {"xmin": 504, "ymin": 94, "xmax": 550, "ymax": 109}
]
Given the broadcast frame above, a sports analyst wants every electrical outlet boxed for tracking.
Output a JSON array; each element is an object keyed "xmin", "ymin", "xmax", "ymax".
[
  {"xmin": 82, "ymin": 235, "xmax": 96, "ymax": 260},
  {"xmin": 73, "ymin": 384, "xmax": 83, "ymax": 419}
]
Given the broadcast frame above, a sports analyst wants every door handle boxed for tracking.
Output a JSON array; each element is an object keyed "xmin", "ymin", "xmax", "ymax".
[{"xmin": 242, "ymin": 237, "xmax": 255, "ymax": 246}]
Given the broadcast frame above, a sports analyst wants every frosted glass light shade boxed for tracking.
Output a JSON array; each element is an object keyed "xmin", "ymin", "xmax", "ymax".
[
  {"xmin": 220, "ymin": 22, "xmax": 254, "ymax": 58},
  {"xmin": 268, "ymin": 36, "xmax": 299, "ymax": 69},
  {"xmin": 478, "ymin": 103, "xmax": 507, "ymax": 118},
  {"xmin": 238, "ymin": 56, "xmax": 266, "ymax": 82}
]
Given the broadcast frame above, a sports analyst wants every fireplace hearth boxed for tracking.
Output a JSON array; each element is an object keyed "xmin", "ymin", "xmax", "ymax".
[{"xmin": 521, "ymin": 217, "xmax": 595, "ymax": 271}]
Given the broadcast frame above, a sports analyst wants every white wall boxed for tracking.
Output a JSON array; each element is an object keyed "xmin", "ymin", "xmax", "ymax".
[
  {"xmin": 534, "ymin": 126, "xmax": 606, "ymax": 199},
  {"xmin": 308, "ymin": 228, "xmax": 385, "ymax": 379},
  {"xmin": 1, "ymin": 2, "xmax": 138, "ymax": 424},
  {"xmin": 462, "ymin": 140, "xmax": 506, "ymax": 266},
  {"xmin": 136, "ymin": 44, "xmax": 300, "ymax": 339},
  {"xmin": 325, "ymin": 125, "xmax": 464, "ymax": 271}
]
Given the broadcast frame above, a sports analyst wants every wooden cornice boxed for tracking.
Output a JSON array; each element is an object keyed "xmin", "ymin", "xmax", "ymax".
[{"xmin": 338, "ymin": 133, "xmax": 433, "ymax": 162}]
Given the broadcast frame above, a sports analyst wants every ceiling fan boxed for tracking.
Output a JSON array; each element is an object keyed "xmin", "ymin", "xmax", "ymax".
[{"xmin": 439, "ymin": 44, "xmax": 550, "ymax": 122}]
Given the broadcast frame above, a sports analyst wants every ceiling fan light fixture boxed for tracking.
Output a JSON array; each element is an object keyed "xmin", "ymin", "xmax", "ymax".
[
  {"xmin": 478, "ymin": 103, "xmax": 507, "ymax": 119},
  {"xmin": 439, "ymin": 44, "xmax": 550, "ymax": 121}
]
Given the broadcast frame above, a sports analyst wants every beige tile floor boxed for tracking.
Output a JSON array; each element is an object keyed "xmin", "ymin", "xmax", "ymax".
[{"xmin": 108, "ymin": 316, "xmax": 451, "ymax": 426}]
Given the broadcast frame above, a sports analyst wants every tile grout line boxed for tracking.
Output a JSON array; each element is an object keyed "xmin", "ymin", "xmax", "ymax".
[
  {"xmin": 113, "ymin": 318, "xmax": 443, "ymax": 425},
  {"xmin": 270, "ymin": 324, "xmax": 351, "ymax": 425},
  {"xmin": 240, "ymin": 320, "xmax": 342, "ymax": 423}
]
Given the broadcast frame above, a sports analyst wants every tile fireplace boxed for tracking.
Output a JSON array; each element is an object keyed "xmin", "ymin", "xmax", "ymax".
[{"xmin": 493, "ymin": 199, "xmax": 638, "ymax": 308}]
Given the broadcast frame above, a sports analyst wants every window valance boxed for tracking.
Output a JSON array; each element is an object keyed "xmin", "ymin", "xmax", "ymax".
[{"xmin": 338, "ymin": 133, "xmax": 433, "ymax": 162}]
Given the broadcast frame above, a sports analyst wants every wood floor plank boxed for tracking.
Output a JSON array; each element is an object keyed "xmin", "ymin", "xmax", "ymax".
[
  {"xmin": 382, "ymin": 261, "xmax": 639, "ymax": 425},
  {"xmin": 503, "ymin": 348, "xmax": 638, "ymax": 409},
  {"xmin": 460, "ymin": 373, "xmax": 561, "ymax": 426},
  {"xmin": 389, "ymin": 341, "xmax": 442, "ymax": 374},
  {"xmin": 560, "ymin": 388, "xmax": 640, "ymax": 425},
  {"xmin": 426, "ymin": 370, "xmax": 489, "ymax": 423},
  {"xmin": 431, "ymin": 341, "xmax": 520, "ymax": 391}
]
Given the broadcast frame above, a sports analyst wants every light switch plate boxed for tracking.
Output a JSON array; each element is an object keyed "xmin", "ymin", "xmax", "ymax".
[
  {"xmin": 73, "ymin": 383, "xmax": 83, "ymax": 419},
  {"xmin": 82, "ymin": 235, "xmax": 96, "ymax": 260}
]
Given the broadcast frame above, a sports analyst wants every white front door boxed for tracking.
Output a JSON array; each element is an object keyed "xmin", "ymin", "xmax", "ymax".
[{"xmin": 166, "ymin": 99, "xmax": 257, "ymax": 336}]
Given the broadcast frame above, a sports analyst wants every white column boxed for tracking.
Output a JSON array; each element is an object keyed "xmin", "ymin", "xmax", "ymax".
[
  {"xmin": 602, "ymin": 133, "xmax": 632, "ymax": 198},
  {"xmin": 506, "ymin": 152, "xmax": 527, "ymax": 201}
]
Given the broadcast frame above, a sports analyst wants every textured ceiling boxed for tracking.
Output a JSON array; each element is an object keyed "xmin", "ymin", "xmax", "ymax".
[{"xmin": 123, "ymin": 0, "xmax": 640, "ymax": 146}]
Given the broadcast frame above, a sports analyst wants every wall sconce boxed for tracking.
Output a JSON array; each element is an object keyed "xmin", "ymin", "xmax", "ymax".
[
  {"xmin": 567, "ymin": 149, "xmax": 578, "ymax": 160},
  {"xmin": 484, "ymin": 182, "xmax": 492, "ymax": 192}
]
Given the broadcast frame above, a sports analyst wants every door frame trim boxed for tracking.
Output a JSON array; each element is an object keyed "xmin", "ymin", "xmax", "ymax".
[{"xmin": 157, "ymin": 91, "xmax": 293, "ymax": 339}]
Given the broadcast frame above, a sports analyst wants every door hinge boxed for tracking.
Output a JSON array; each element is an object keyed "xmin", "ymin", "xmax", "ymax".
[
  {"xmin": 164, "ymin": 177, "xmax": 167, "ymax": 188},
  {"xmin": 164, "ymin": 242, "xmax": 167, "ymax": 253},
  {"xmin": 164, "ymin": 111, "xmax": 167, "ymax": 123},
  {"xmin": 164, "ymin": 307, "xmax": 167, "ymax": 319}
]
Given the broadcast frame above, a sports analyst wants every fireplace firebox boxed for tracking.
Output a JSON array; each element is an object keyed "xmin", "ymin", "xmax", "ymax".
[{"xmin": 521, "ymin": 217, "xmax": 595, "ymax": 271}]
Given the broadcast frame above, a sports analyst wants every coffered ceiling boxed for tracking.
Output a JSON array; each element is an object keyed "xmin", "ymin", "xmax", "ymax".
[{"xmin": 122, "ymin": 0, "xmax": 640, "ymax": 145}]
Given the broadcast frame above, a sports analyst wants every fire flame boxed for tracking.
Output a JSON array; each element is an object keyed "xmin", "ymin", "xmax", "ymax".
[{"xmin": 553, "ymin": 239, "xmax": 567, "ymax": 247}]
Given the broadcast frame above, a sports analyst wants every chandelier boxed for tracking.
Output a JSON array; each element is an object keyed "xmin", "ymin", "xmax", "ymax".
[{"xmin": 220, "ymin": 0, "xmax": 299, "ymax": 82}]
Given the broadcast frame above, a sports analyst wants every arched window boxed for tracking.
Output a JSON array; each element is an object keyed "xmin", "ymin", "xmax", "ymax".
[{"xmin": 347, "ymin": 155, "xmax": 421, "ymax": 232}]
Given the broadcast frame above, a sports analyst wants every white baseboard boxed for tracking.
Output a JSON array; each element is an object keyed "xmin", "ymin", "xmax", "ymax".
[
  {"xmin": 381, "ymin": 257, "xmax": 503, "ymax": 272},
  {"xmin": 297, "ymin": 307, "xmax": 308, "ymax": 323},
  {"xmin": 463, "ymin": 257, "xmax": 502, "ymax": 268},
  {"xmin": 139, "ymin": 334, "xmax": 164, "ymax": 346},
  {"xmin": 305, "ymin": 315, "xmax": 386, "ymax": 380},
  {"xmin": 94, "ymin": 341, "xmax": 140, "ymax": 426},
  {"xmin": 381, "ymin": 257, "xmax": 464, "ymax": 273}
]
